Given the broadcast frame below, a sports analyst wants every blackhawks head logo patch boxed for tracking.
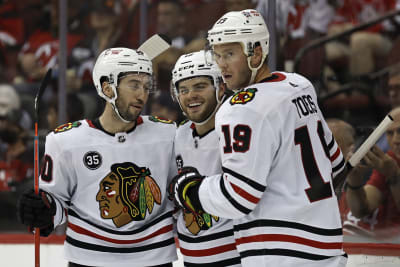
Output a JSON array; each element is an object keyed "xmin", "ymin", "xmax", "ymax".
[
  {"xmin": 184, "ymin": 210, "xmax": 219, "ymax": 235},
  {"xmin": 96, "ymin": 162, "xmax": 162, "ymax": 227},
  {"xmin": 149, "ymin": 115, "xmax": 174, "ymax": 124},
  {"xmin": 230, "ymin": 88, "xmax": 258, "ymax": 105},
  {"xmin": 54, "ymin": 121, "xmax": 81, "ymax": 133}
]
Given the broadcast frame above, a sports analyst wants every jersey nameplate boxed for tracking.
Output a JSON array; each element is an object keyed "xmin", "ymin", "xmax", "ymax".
[
  {"xmin": 230, "ymin": 88, "xmax": 258, "ymax": 105},
  {"xmin": 149, "ymin": 115, "xmax": 174, "ymax": 124},
  {"xmin": 54, "ymin": 121, "xmax": 82, "ymax": 134}
]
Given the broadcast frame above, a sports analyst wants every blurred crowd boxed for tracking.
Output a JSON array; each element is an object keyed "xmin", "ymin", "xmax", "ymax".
[{"xmin": 0, "ymin": 0, "xmax": 400, "ymax": 243}]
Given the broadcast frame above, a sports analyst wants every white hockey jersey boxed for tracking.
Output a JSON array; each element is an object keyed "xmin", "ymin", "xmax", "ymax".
[
  {"xmin": 174, "ymin": 121, "xmax": 241, "ymax": 266},
  {"xmin": 198, "ymin": 72, "xmax": 347, "ymax": 266},
  {"xmin": 39, "ymin": 116, "xmax": 178, "ymax": 267}
]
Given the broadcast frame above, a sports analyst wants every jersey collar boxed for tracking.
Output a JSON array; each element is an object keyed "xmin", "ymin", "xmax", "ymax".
[
  {"xmin": 259, "ymin": 72, "xmax": 286, "ymax": 83},
  {"xmin": 190, "ymin": 122, "xmax": 215, "ymax": 139},
  {"xmin": 87, "ymin": 116, "xmax": 143, "ymax": 136}
]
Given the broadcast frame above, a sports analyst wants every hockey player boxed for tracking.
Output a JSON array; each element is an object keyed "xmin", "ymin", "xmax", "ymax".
[
  {"xmin": 170, "ymin": 10, "xmax": 348, "ymax": 267},
  {"xmin": 170, "ymin": 50, "xmax": 241, "ymax": 266},
  {"xmin": 17, "ymin": 48, "xmax": 178, "ymax": 267}
]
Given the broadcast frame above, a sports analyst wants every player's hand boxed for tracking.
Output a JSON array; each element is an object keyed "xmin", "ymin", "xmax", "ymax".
[
  {"xmin": 168, "ymin": 166, "xmax": 205, "ymax": 213},
  {"xmin": 17, "ymin": 189, "xmax": 56, "ymax": 237}
]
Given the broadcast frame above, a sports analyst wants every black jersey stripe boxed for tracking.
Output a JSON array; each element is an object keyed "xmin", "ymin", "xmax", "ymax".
[
  {"xmin": 68, "ymin": 210, "xmax": 173, "ymax": 235},
  {"xmin": 178, "ymin": 229, "xmax": 234, "ymax": 243},
  {"xmin": 65, "ymin": 235, "xmax": 175, "ymax": 253},
  {"xmin": 222, "ymin": 167, "xmax": 266, "ymax": 192},
  {"xmin": 220, "ymin": 175, "xmax": 252, "ymax": 215},
  {"xmin": 332, "ymin": 158, "xmax": 345, "ymax": 173},
  {"xmin": 184, "ymin": 257, "xmax": 241, "ymax": 266},
  {"xmin": 240, "ymin": 249, "xmax": 346, "ymax": 261},
  {"xmin": 327, "ymin": 137, "xmax": 335, "ymax": 150},
  {"xmin": 234, "ymin": 219, "xmax": 343, "ymax": 236}
]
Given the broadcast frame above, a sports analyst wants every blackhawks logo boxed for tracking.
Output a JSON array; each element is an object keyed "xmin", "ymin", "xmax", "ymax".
[
  {"xmin": 96, "ymin": 162, "xmax": 162, "ymax": 227},
  {"xmin": 149, "ymin": 115, "xmax": 174, "ymax": 124},
  {"xmin": 54, "ymin": 121, "xmax": 81, "ymax": 133},
  {"xmin": 230, "ymin": 88, "xmax": 258, "ymax": 105},
  {"xmin": 184, "ymin": 210, "xmax": 219, "ymax": 235}
]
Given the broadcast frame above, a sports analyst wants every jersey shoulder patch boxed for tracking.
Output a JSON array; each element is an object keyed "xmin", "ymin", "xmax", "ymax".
[
  {"xmin": 230, "ymin": 88, "xmax": 258, "ymax": 105},
  {"xmin": 149, "ymin": 115, "xmax": 174, "ymax": 124},
  {"xmin": 178, "ymin": 119, "xmax": 189, "ymax": 127},
  {"xmin": 54, "ymin": 121, "xmax": 82, "ymax": 134}
]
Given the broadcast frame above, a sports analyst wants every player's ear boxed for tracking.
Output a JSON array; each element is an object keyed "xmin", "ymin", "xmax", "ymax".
[
  {"xmin": 218, "ymin": 81, "xmax": 227, "ymax": 101},
  {"xmin": 250, "ymin": 45, "xmax": 263, "ymax": 68},
  {"xmin": 102, "ymin": 81, "xmax": 115, "ymax": 98}
]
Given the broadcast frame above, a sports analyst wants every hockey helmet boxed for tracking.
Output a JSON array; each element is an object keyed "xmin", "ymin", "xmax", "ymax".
[
  {"xmin": 171, "ymin": 50, "xmax": 224, "ymax": 124},
  {"xmin": 207, "ymin": 9, "xmax": 269, "ymax": 84},
  {"xmin": 92, "ymin": 47, "xmax": 153, "ymax": 122}
]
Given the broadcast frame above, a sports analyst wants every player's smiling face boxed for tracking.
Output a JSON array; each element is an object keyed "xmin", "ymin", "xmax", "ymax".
[
  {"xmin": 213, "ymin": 42, "xmax": 251, "ymax": 91},
  {"xmin": 178, "ymin": 76, "xmax": 218, "ymax": 123},
  {"xmin": 115, "ymin": 73, "xmax": 150, "ymax": 122},
  {"xmin": 96, "ymin": 173, "xmax": 124, "ymax": 219}
]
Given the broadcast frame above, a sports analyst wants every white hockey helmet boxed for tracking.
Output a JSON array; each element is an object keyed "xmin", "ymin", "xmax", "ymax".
[
  {"xmin": 92, "ymin": 47, "xmax": 153, "ymax": 123},
  {"xmin": 207, "ymin": 9, "xmax": 269, "ymax": 84},
  {"xmin": 171, "ymin": 50, "xmax": 224, "ymax": 125}
]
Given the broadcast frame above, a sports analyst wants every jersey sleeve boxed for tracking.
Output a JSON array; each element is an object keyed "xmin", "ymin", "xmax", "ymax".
[
  {"xmin": 199, "ymin": 106, "xmax": 277, "ymax": 219},
  {"xmin": 39, "ymin": 133, "xmax": 76, "ymax": 227},
  {"xmin": 320, "ymin": 118, "xmax": 346, "ymax": 178}
]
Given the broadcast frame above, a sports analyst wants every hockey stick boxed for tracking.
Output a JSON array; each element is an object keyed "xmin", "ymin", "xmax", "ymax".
[
  {"xmin": 347, "ymin": 114, "xmax": 394, "ymax": 168},
  {"xmin": 33, "ymin": 68, "xmax": 52, "ymax": 267},
  {"xmin": 138, "ymin": 34, "xmax": 171, "ymax": 60}
]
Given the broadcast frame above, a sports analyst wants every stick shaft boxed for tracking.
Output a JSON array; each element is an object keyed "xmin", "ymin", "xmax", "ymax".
[{"xmin": 34, "ymin": 122, "xmax": 40, "ymax": 266}]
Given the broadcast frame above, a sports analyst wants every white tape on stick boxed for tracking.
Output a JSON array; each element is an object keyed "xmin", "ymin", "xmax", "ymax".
[{"xmin": 348, "ymin": 114, "xmax": 394, "ymax": 167}]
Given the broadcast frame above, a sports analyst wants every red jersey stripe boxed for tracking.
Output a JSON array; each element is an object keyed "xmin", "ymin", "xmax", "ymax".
[
  {"xmin": 68, "ymin": 222, "xmax": 173, "ymax": 244},
  {"xmin": 235, "ymin": 234, "xmax": 343, "ymax": 250},
  {"xmin": 230, "ymin": 182, "xmax": 260, "ymax": 204},
  {"xmin": 330, "ymin": 148, "xmax": 341, "ymax": 162},
  {"xmin": 180, "ymin": 242, "xmax": 237, "ymax": 257}
]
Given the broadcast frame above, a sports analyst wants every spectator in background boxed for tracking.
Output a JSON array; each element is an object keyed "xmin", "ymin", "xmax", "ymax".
[
  {"xmin": 345, "ymin": 107, "xmax": 400, "ymax": 239},
  {"xmin": 327, "ymin": 118, "xmax": 356, "ymax": 160},
  {"xmin": 149, "ymin": 90, "xmax": 182, "ymax": 123},
  {"xmin": 70, "ymin": 0, "xmax": 126, "ymax": 93},
  {"xmin": 17, "ymin": 0, "xmax": 86, "ymax": 83},
  {"xmin": 157, "ymin": 0, "xmax": 191, "ymax": 49},
  {"xmin": 326, "ymin": 0, "xmax": 398, "ymax": 80},
  {"xmin": 0, "ymin": 84, "xmax": 31, "ymax": 130},
  {"xmin": 46, "ymin": 93, "xmax": 85, "ymax": 131},
  {"xmin": 224, "ymin": 0, "xmax": 254, "ymax": 12},
  {"xmin": 256, "ymin": 0, "xmax": 338, "ymax": 83},
  {"xmin": 0, "ymin": 106, "xmax": 33, "ymax": 232}
]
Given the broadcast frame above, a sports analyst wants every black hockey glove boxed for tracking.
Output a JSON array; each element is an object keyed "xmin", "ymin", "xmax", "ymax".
[
  {"xmin": 17, "ymin": 189, "xmax": 56, "ymax": 237},
  {"xmin": 168, "ymin": 166, "xmax": 205, "ymax": 214}
]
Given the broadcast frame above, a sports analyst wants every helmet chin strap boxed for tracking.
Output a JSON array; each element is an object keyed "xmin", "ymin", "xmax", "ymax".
[
  {"xmin": 108, "ymin": 85, "xmax": 133, "ymax": 124},
  {"xmin": 247, "ymin": 56, "xmax": 264, "ymax": 85}
]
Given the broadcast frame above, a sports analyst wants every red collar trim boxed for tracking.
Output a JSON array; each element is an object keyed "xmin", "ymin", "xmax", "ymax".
[
  {"xmin": 86, "ymin": 119, "xmax": 96, "ymax": 129},
  {"xmin": 136, "ymin": 116, "xmax": 143, "ymax": 125},
  {"xmin": 86, "ymin": 116, "xmax": 143, "ymax": 130},
  {"xmin": 262, "ymin": 72, "xmax": 286, "ymax": 83}
]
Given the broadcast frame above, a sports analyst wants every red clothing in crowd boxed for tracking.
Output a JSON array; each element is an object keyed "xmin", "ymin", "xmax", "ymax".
[
  {"xmin": 339, "ymin": 150, "xmax": 400, "ymax": 239},
  {"xmin": 20, "ymin": 29, "xmax": 83, "ymax": 71},
  {"xmin": 0, "ymin": 159, "xmax": 32, "ymax": 191},
  {"xmin": 333, "ymin": 0, "xmax": 396, "ymax": 32}
]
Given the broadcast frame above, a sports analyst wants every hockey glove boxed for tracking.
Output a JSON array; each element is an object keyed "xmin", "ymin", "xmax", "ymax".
[
  {"xmin": 168, "ymin": 166, "xmax": 205, "ymax": 214},
  {"xmin": 17, "ymin": 189, "xmax": 56, "ymax": 237}
]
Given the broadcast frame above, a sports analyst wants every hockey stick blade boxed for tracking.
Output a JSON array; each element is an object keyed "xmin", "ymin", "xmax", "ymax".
[
  {"xmin": 34, "ymin": 68, "xmax": 52, "ymax": 120},
  {"xmin": 138, "ymin": 34, "xmax": 171, "ymax": 60}
]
